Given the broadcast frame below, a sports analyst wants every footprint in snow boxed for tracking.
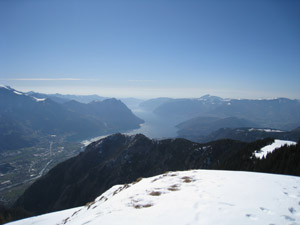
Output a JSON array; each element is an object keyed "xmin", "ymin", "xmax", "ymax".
[
  {"xmin": 289, "ymin": 207, "xmax": 296, "ymax": 214},
  {"xmin": 283, "ymin": 192, "xmax": 297, "ymax": 198},
  {"xmin": 259, "ymin": 207, "xmax": 273, "ymax": 214},
  {"xmin": 219, "ymin": 202, "xmax": 235, "ymax": 207},
  {"xmin": 245, "ymin": 214, "xmax": 258, "ymax": 220},
  {"xmin": 283, "ymin": 192, "xmax": 300, "ymax": 198},
  {"xmin": 282, "ymin": 215, "xmax": 296, "ymax": 221}
]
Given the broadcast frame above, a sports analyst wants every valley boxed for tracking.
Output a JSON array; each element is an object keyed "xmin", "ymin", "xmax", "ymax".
[
  {"xmin": 0, "ymin": 86, "xmax": 147, "ymax": 208},
  {"xmin": 0, "ymin": 135, "xmax": 82, "ymax": 206}
]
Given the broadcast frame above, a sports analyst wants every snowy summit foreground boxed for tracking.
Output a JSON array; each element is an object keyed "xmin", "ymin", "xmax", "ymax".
[{"xmin": 8, "ymin": 170, "xmax": 300, "ymax": 225}]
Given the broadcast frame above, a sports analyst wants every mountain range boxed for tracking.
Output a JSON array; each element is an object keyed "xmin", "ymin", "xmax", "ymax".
[
  {"xmin": 139, "ymin": 95, "xmax": 300, "ymax": 141},
  {"xmin": 177, "ymin": 116, "xmax": 259, "ymax": 138},
  {"xmin": 176, "ymin": 116, "xmax": 300, "ymax": 143},
  {"xmin": 0, "ymin": 86, "xmax": 143, "ymax": 151},
  {"xmin": 27, "ymin": 92, "xmax": 107, "ymax": 104},
  {"xmin": 27, "ymin": 91, "xmax": 144, "ymax": 110},
  {"xmin": 141, "ymin": 95, "xmax": 300, "ymax": 130}
]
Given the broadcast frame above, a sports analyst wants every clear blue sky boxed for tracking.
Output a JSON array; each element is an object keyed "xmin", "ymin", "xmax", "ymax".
[{"xmin": 1, "ymin": 0, "xmax": 299, "ymax": 99}]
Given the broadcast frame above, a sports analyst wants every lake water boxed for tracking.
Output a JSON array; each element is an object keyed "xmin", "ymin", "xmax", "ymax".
[
  {"xmin": 82, "ymin": 109, "xmax": 180, "ymax": 146},
  {"xmin": 125, "ymin": 109, "xmax": 180, "ymax": 139}
]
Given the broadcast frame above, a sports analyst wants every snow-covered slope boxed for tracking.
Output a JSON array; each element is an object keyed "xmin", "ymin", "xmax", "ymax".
[
  {"xmin": 0, "ymin": 85, "xmax": 46, "ymax": 102},
  {"xmin": 8, "ymin": 170, "xmax": 300, "ymax": 225},
  {"xmin": 254, "ymin": 139, "xmax": 297, "ymax": 159}
]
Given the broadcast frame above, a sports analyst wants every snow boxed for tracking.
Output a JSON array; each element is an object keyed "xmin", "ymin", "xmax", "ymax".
[
  {"xmin": 254, "ymin": 139, "xmax": 297, "ymax": 159},
  {"xmin": 0, "ymin": 85, "xmax": 45, "ymax": 101},
  {"xmin": 13, "ymin": 91, "xmax": 23, "ymax": 95},
  {"xmin": 7, "ymin": 170, "xmax": 300, "ymax": 225},
  {"xmin": 31, "ymin": 96, "xmax": 46, "ymax": 102},
  {"xmin": 249, "ymin": 128, "xmax": 284, "ymax": 133},
  {"xmin": 0, "ymin": 85, "xmax": 11, "ymax": 90},
  {"xmin": 6, "ymin": 207, "xmax": 81, "ymax": 225}
]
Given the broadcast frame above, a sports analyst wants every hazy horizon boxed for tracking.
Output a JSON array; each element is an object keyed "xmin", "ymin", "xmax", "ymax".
[
  {"xmin": 2, "ymin": 83, "xmax": 300, "ymax": 101},
  {"xmin": 1, "ymin": 0, "xmax": 300, "ymax": 99}
]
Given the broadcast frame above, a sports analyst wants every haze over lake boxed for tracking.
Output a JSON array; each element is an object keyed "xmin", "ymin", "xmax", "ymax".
[
  {"xmin": 82, "ymin": 108, "xmax": 180, "ymax": 146},
  {"xmin": 125, "ymin": 109, "xmax": 179, "ymax": 139}
]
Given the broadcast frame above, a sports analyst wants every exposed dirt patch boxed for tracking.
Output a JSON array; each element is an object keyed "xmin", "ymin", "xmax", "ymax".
[
  {"xmin": 168, "ymin": 184, "xmax": 180, "ymax": 191},
  {"xmin": 149, "ymin": 191, "xmax": 162, "ymax": 196}
]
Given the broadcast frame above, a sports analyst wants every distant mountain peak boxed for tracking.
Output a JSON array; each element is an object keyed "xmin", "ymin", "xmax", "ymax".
[
  {"xmin": 198, "ymin": 94, "xmax": 224, "ymax": 102},
  {"xmin": 0, "ymin": 85, "xmax": 49, "ymax": 103},
  {"xmin": 103, "ymin": 98, "xmax": 120, "ymax": 102},
  {"xmin": 200, "ymin": 94, "xmax": 212, "ymax": 98},
  {"xmin": 93, "ymin": 133, "xmax": 150, "ymax": 150},
  {"xmin": 0, "ymin": 85, "xmax": 17, "ymax": 92},
  {"xmin": 0, "ymin": 84, "xmax": 13, "ymax": 90},
  {"xmin": 0, "ymin": 85, "xmax": 27, "ymax": 97}
]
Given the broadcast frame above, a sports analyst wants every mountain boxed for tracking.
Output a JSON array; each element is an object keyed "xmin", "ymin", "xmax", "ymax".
[
  {"xmin": 209, "ymin": 98, "xmax": 300, "ymax": 130},
  {"xmin": 8, "ymin": 170, "xmax": 300, "ymax": 225},
  {"xmin": 12, "ymin": 134, "xmax": 248, "ymax": 214},
  {"xmin": 139, "ymin": 97, "xmax": 173, "ymax": 112},
  {"xmin": 64, "ymin": 98, "xmax": 144, "ymax": 134},
  {"xmin": 153, "ymin": 96, "xmax": 224, "ymax": 120},
  {"xmin": 14, "ymin": 133, "xmax": 299, "ymax": 215},
  {"xmin": 150, "ymin": 95, "xmax": 300, "ymax": 130},
  {"xmin": 190, "ymin": 126, "xmax": 300, "ymax": 143},
  {"xmin": 28, "ymin": 92, "xmax": 144, "ymax": 110},
  {"xmin": 177, "ymin": 116, "xmax": 259, "ymax": 140},
  {"xmin": 0, "ymin": 204, "xmax": 31, "ymax": 224},
  {"xmin": 26, "ymin": 92, "xmax": 70, "ymax": 104},
  {"xmin": 119, "ymin": 98, "xmax": 144, "ymax": 111},
  {"xmin": 0, "ymin": 114, "xmax": 37, "ymax": 152},
  {"xmin": 0, "ymin": 86, "xmax": 102, "ymax": 141},
  {"xmin": 0, "ymin": 86, "xmax": 143, "ymax": 150},
  {"xmin": 27, "ymin": 92, "xmax": 107, "ymax": 104}
]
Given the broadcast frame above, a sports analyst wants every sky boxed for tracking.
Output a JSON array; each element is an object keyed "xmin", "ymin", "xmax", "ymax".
[{"xmin": 1, "ymin": 0, "xmax": 300, "ymax": 99}]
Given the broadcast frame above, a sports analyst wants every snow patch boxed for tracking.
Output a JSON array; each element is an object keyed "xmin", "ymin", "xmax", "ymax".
[
  {"xmin": 249, "ymin": 128, "xmax": 284, "ymax": 133},
  {"xmin": 32, "ymin": 96, "xmax": 46, "ymax": 102},
  {"xmin": 8, "ymin": 170, "xmax": 300, "ymax": 225},
  {"xmin": 0, "ymin": 85, "xmax": 11, "ymax": 90},
  {"xmin": 13, "ymin": 91, "xmax": 23, "ymax": 95},
  {"xmin": 254, "ymin": 139, "xmax": 297, "ymax": 159}
]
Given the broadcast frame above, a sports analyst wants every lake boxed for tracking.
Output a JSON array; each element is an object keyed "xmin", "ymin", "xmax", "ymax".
[
  {"xmin": 125, "ymin": 109, "xmax": 180, "ymax": 139},
  {"xmin": 82, "ymin": 109, "xmax": 180, "ymax": 146}
]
